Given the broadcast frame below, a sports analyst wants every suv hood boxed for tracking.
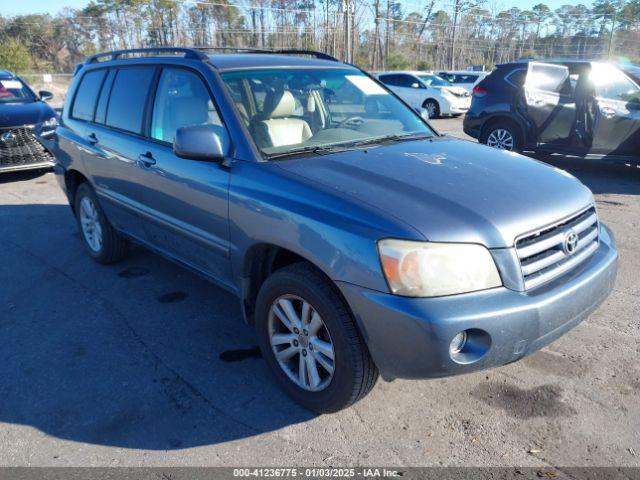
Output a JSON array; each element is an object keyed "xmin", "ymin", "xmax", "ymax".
[
  {"xmin": 0, "ymin": 101, "xmax": 56, "ymax": 128},
  {"xmin": 276, "ymin": 137, "xmax": 594, "ymax": 248}
]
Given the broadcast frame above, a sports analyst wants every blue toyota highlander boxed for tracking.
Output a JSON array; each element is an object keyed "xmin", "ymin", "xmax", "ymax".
[{"xmin": 52, "ymin": 48, "xmax": 618, "ymax": 412}]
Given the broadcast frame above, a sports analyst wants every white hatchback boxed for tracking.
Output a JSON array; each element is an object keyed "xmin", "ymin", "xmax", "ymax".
[{"xmin": 375, "ymin": 71, "xmax": 471, "ymax": 118}]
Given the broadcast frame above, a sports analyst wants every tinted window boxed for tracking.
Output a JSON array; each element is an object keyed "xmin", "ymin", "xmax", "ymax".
[
  {"xmin": 106, "ymin": 67, "xmax": 155, "ymax": 133},
  {"xmin": 71, "ymin": 69, "xmax": 106, "ymax": 121},
  {"xmin": 505, "ymin": 69, "xmax": 526, "ymax": 87},
  {"xmin": 151, "ymin": 68, "xmax": 222, "ymax": 143},
  {"xmin": 453, "ymin": 74, "xmax": 478, "ymax": 83},
  {"xmin": 94, "ymin": 69, "xmax": 115, "ymax": 125},
  {"xmin": 591, "ymin": 64, "xmax": 640, "ymax": 102},
  {"xmin": 379, "ymin": 74, "xmax": 417, "ymax": 88}
]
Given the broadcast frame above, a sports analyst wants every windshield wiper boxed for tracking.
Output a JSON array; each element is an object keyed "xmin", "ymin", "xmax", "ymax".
[
  {"xmin": 267, "ymin": 144, "xmax": 358, "ymax": 160},
  {"xmin": 353, "ymin": 133, "xmax": 431, "ymax": 147}
]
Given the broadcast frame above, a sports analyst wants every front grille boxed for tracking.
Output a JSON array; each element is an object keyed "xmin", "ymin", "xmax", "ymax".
[
  {"xmin": 0, "ymin": 127, "xmax": 54, "ymax": 169},
  {"xmin": 516, "ymin": 206, "xmax": 599, "ymax": 290}
]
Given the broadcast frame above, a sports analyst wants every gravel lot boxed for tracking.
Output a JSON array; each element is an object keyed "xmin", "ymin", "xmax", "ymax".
[{"xmin": 0, "ymin": 117, "xmax": 638, "ymax": 468}]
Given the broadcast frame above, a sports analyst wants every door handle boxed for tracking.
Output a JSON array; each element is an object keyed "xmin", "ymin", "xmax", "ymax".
[
  {"xmin": 87, "ymin": 133, "xmax": 98, "ymax": 144},
  {"xmin": 600, "ymin": 106, "xmax": 616, "ymax": 118},
  {"xmin": 138, "ymin": 152, "xmax": 156, "ymax": 167}
]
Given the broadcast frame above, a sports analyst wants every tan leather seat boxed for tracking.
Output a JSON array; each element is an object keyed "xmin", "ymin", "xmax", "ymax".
[{"xmin": 257, "ymin": 90, "xmax": 312, "ymax": 148}]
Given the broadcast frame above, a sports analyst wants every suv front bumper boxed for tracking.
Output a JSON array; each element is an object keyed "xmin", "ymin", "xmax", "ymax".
[{"xmin": 337, "ymin": 225, "xmax": 618, "ymax": 380}]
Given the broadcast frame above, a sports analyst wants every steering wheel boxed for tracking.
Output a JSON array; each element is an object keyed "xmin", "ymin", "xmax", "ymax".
[{"xmin": 337, "ymin": 116, "xmax": 365, "ymax": 128}]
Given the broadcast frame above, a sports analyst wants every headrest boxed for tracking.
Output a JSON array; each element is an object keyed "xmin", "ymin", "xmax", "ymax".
[{"xmin": 263, "ymin": 90, "xmax": 296, "ymax": 119}]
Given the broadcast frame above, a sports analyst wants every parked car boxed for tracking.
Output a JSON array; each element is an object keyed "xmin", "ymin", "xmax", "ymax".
[
  {"xmin": 620, "ymin": 63, "xmax": 640, "ymax": 84},
  {"xmin": 0, "ymin": 69, "xmax": 57, "ymax": 173},
  {"xmin": 375, "ymin": 71, "xmax": 471, "ymax": 118},
  {"xmin": 53, "ymin": 48, "xmax": 618, "ymax": 412},
  {"xmin": 464, "ymin": 60, "xmax": 640, "ymax": 163},
  {"xmin": 436, "ymin": 70, "xmax": 489, "ymax": 93}
]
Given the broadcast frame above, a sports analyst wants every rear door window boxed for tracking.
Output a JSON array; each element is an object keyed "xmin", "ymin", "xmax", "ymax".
[
  {"xmin": 106, "ymin": 67, "xmax": 155, "ymax": 134},
  {"xmin": 71, "ymin": 69, "xmax": 107, "ymax": 121},
  {"xmin": 525, "ymin": 62, "xmax": 570, "ymax": 94},
  {"xmin": 379, "ymin": 74, "xmax": 417, "ymax": 88},
  {"xmin": 94, "ymin": 69, "xmax": 115, "ymax": 125}
]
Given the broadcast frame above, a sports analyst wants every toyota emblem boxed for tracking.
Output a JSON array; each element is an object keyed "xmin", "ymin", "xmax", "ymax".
[
  {"xmin": 563, "ymin": 230, "xmax": 579, "ymax": 255},
  {"xmin": 1, "ymin": 131, "xmax": 16, "ymax": 144}
]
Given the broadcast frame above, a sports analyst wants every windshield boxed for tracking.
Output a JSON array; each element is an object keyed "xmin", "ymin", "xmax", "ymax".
[
  {"xmin": 0, "ymin": 78, "xmax": 35, "ymax": 104},
  {"xmin": 220, "ymin": 68, "xmax": 432, "ymax": 158},
  {"xmin": 418, "ymin": 74, "xmax": 452, "ymax": 87}
]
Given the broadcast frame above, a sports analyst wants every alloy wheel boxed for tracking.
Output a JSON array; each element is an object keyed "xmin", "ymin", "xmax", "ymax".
[
  {"xmin": 425, "ymin": 102, "xmax": 437, "ymax": 118},
  {"xmin": 79, "ymin": 196, "xmax": 103, "ymax": 252},
  {"xmin": 486, "ymin": 128, "xmax": 514, "ymax": 150},
  {"xmin": 268, "ymin": 294, "xmax": 335, "ymax": 392}
]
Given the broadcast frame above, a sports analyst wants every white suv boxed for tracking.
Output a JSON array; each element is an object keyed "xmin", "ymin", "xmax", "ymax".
[{"xmin": 375, "ymin": 71, "xmax": 471, "ymax": 118}]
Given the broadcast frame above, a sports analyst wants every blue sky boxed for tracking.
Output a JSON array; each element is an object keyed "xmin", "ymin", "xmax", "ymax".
[{"xmin": 3, "ymin": 0, "xmax": 594, "ymax": 16}]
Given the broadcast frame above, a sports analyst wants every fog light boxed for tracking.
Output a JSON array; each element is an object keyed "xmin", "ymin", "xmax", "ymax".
[{"xmin": 449, "ymin": 331, "xmax": 468, "ymax": 354}]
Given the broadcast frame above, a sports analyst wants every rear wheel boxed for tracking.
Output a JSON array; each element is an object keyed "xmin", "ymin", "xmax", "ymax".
[
  {"xmin": 481, "ymin": 120, "xmax": 522, "ymax": 152},
  {"xmin": 74, "ymin": 183, "xmax": 130, "ymax": 264},
  {"xmin": 255, "ymin": 263, "xmax": 378, "ymax": 413},
  {"xmin": 423, "ymin": 99, "xmax": 440, "ymax": 119}
]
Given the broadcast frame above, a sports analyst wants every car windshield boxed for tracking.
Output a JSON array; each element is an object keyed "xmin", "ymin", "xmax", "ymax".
[
  {"xmin": 418, "ymin": 74, "xmax": 452, "ymax": 87},
  {"xmin": 0, "ymin": 78, "xmax": 34, "ymax": 103},
  {"xmin": 220, "ymin": 68, "xmax": 432, "ymax": 158}
]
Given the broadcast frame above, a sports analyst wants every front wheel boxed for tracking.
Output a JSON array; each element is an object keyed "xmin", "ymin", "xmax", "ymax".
[
  {"xmin": 255, "ymin": 263, "xmax": 378, "ymax": 413},
  {"xmin": 423, "ymin": 99, "xmax": 440, "ymax": 119},
  {"xmin": 74, "ymin": 183, "xmax": 130, "ymax": 264},
  {"xmin": 481, "ymin": 121, "xmax": 522, "ymax": 152}
]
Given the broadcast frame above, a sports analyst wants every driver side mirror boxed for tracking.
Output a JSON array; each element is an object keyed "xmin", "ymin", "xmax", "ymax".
[
  {"xmin": 410, "ymin": 82, "xmax": 422, "ymax": 89},
  {"xmin": 173, "ymin": 125, "xmax": 230, "ymax": 162},
  {"xmin": 39, "ymin": 90, "xmax": 53, "ymax": 101}
]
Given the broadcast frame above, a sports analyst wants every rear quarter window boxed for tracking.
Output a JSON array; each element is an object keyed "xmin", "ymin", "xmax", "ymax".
[
  {"xmin": 71, "ymin": 69, "xmax": 107, "ymax": 121},
  {"xmin": 106, "ymin": 67, "xmax": 155, "ymax": 134},
  {"xmin": 504, "ymin": 69, "xmax": 526, "ymax": 87}
]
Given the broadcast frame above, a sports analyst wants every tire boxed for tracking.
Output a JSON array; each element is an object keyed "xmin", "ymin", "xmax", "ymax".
[
  {"xmin": 74, "ymin": 182, "xmax": 130, "ymax": 264},
  {"xmin": 423, "ymin": 99, "xmax": 440, "ymax": 119},
  {"xmin": 255, "ymin": 263, "xmax": 378, "ymax": 413},
  {"xmin": 480, "ymin": 120, "xmax": 522, "ymax": 152}
]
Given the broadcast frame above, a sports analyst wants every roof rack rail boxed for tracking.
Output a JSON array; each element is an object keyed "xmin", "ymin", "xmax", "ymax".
[
  {"xmin": 193, "ymin": 46, "xmax": 272, "ymax": 54},
  {"xmin": 194, "ymin": 46, "xmax": 339, "ymax": 62},
  {"xmin": 85, "ymin": 47, "xmax": 208, "ymax": 64},
  {"xmin": 271, "ymin": 49, "xmax": 339, "ymax": 62}
]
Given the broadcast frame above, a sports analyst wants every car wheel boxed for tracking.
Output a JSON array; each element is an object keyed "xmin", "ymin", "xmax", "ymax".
[
  {"xmin": 74, "ymin": 182, "xmax": 130, "ymax": 264},
  {"xmin": 481, "ymin": 121, "xmax": 522, "ymax": 152},
  {"xmin": 423, "ymin": 99, "xmax": 440, "ymax": 119},
  {"xmin": 255, "ymin": 263, "xmax": 378, "ymax": 413}
]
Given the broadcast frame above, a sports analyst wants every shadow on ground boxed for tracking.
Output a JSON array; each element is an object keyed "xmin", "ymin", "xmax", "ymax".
[{"xmin": 0, "ymin": 202, "xmax": 314, "ymax": 451}]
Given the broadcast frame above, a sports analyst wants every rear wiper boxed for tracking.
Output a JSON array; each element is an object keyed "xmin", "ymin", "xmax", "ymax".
[
  {"xmin": 353, "ymin": 133, "xmax": 431, "ymax": 147},
  {"xmin": 267, "ymin": 144, "xmax": 358, "ymax": 160}
]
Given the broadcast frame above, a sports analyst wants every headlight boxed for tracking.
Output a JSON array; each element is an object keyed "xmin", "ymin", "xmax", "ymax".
[
  {"xmin": 42, "ymin": 116, "xmax": 58, "ymax": 129},
  {"xmin": 378, "ymin": 239, "xmax": 502, "ymax": 297}
]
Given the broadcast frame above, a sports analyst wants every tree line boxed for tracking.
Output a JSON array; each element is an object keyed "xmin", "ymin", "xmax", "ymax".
[{"xmin": 0, "ymin": 0, "xmax": 639, "ymax": 74}]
